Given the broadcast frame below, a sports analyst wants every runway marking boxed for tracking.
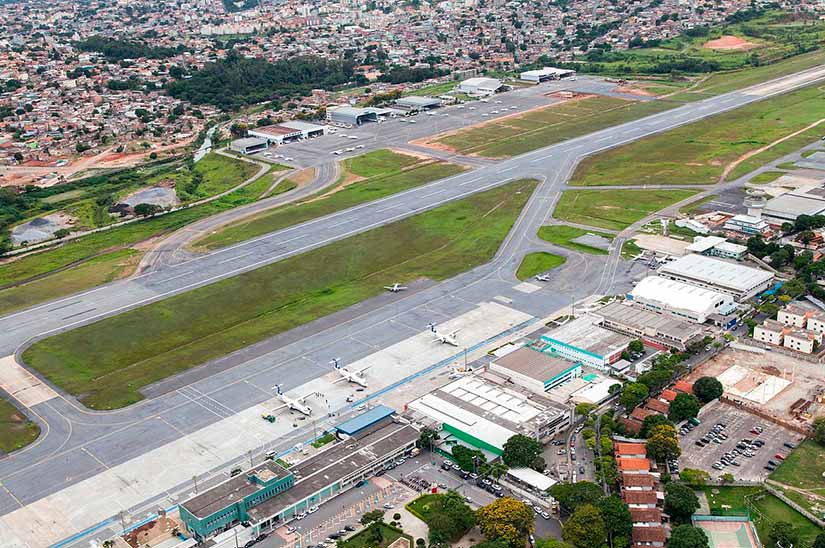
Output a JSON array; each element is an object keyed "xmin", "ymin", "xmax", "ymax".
[
  {"xmin": 157, "ymin": 270, "xmax": 193, "ymax": 283},
  {"xmin": 60, "ymin": 308, "xmax": 96, "ymax": 320},
  {"xmin": 219, "ymin": 251, "xmax": 254, "ymax": 264},
  {"xmin": 47, "ymin": 300, "xmax": 82, "ymax": 312}
]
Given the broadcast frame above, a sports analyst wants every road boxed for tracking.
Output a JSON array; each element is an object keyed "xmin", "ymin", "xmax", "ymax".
[{"xmin": 1, "ymin": 65, "xmax": 825, "ymax": 548}]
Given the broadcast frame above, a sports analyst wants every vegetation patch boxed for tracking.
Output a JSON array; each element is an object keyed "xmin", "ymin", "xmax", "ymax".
[
  {"xmin": 430, "ymin": 96, "xmax": 672, "ymax": 158},
  {"xmin": 570, "ymin": 84, "xmax": 825, "ymax": 187},
  {"xmin": 621, "ymin": 239, "xmax": 643, "ymax": 260},
  {"xmin": 23, "ymin": 180, "xmax": 537, "ymax": 409},
  {"xmin": 537, "ymin": 225, "xmax": 613, "ymax": 255},
  {"xmin": 516, "ymin": 252, "xmax": 566, "ymax": 281},
  {"xmin": 0, "ymin": 398, "xmax": 40, "ymax": 454},
  {"xmin": 196, "ymin": 149, "xmax": 464, "ymax": 250},
  {"xmin": 749, "ymin": 171, "xmax": 786, "ymax": 185},
  {"xmin": 554, "ymin": 189, "xmax": 698, "ymax": 231},
  {"xmin": 339, "ymin": 523, "xmax": 412, "ymax": 548}
]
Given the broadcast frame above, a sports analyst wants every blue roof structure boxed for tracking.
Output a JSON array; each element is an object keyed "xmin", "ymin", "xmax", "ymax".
[{"xmin": 335, "ymin": 405, "xmax": 395, "ymax": 436}]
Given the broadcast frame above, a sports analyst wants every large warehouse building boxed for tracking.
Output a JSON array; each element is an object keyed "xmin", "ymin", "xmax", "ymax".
[
  {"xmin": 457, "ymin": 77, "xmax": 505, "ymax": 95},
  {"xmin": 408, "ymin": 375, "xmax": 571, "ymax": 456},
  {"xmin": 593, "ymin": 301, "xmax": 703, "ymax": 351},
  {"xmin": 249, "ymin": 121, "xmax": 327, "ymax": 145},
  {"xmin": 179, "ymin": 410, "xmax": 417, "ymax": 541},
  {"xmin": 395, "ymin": 96, "xmax": 442, "ymax": 111},
  {"xmin": 539, "ymin": 317, "xmax": 632, "ymax": 370},
  {"xmin": 657, "ymin": 254, "xmax": 774, "ymax": 301},
  {"xmin": 628, "ymin": 276, "xmax": 735, "ymax": 324},
  {"xmin": 760, "ymin": 185, "xmax": 825, "ymax": 225},
  {"xmin": 489, "ymin": 346, "xmax": 581, "ymax": 395},
  {"xmin": 520, "ymin": 67, "xmax": 576, "ymax": 83},
  {"xmin": 326, "ymin": 106, "xmax": 379, "ymax": 126}
]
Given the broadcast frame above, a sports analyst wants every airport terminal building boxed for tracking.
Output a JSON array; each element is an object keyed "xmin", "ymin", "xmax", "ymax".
[
  {"xmin": 657, "ymin": 254, "xmax": 774, "ymax": 301},
  {"xmin": 179, "ymin": 408, "xmax": 417, "ymax": 541}
]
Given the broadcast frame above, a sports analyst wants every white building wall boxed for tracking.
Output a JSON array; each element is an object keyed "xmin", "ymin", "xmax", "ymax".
[
  {"xmin": 778, "ymin": 310, "xmax": 807, "ymax": 328},
  {"xmin": 753, "ymin": 326, "xmax": 783, "ymax": 346}
]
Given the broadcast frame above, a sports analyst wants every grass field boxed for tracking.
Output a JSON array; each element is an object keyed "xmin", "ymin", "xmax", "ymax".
[
  {"xmin": 196, "ymin": 150, "xmax": 464, "ymax": 250},
  {"xmin": 770, "ymin": 441, "xmax": 825, "ymax": 490},
  {"xmin": 749, "ymin": 171, "xmax": 786, "ymax": 185},
  {"xmin": 553, "ymin": 189, "xmax": 698, "ymax": 231},
  {"xmin": 23, "ymin": 179, "xmax": 537, "ymax": 409},
  {"xmin": 0, "ymin": 398, "xmax": 40, "ymax": 454},
  {"xmin": 537, "ymin": 225, "xmax": 613, "ymax": 255},
  {"xmin": 339, "ymin": 523, "xmax": 412, "ymax": 548},
  {"xmin": 570, "ymin": 84, "xmax": 825, "ymax": 187},
  {"xmin": 0, "ymin": 173, "xmax": 276, "ymax": 315},
  {"xmin": 621, "ymin": 239, "xmax": 643, "ymax": 260},
  {"xmin": 431, "ymin": 96, "xmax": 673, "ymax": 158},
  {"xmin": 702, "ymin": 486, "xmax": 822, "ymax": 546},
  {"xmin": 405, "ymin": 81, "xmax": 456, "ymax": 96},
  {"xmin": 164, "ymin": 152, "xmax": 261, "ymax": 201},
  {"xmin": 516, "ymin": 252, "xmax": 566, "ymax": 281}
]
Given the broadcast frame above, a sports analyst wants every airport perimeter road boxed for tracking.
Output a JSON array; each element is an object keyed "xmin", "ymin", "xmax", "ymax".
[{"xmin": 3, "ymin": 65, "xmax": 825, "ymax": 360}]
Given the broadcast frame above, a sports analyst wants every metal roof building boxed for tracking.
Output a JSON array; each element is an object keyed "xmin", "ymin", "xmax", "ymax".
[
  {"xmin": 629, "ymin": 275, "xmax": 734, "ymax": 323},
  {"xmin": 657, "ymin": 254, "xmax": 774, "ymax": 301},
  {"xmin": 593, "ymin": 301, "xmax": 703, "ymax": 351},
  {"xmin": 326, "ymin": 106, "xmax": 379, "ymax": 126},
  {"xmin": 520, "ymin": 67, "xmax": 576, "ymax": 83},
  {"xmin": 335, "ymin": 405, "xmax": 395, "ymax": 437},
  {"xmin": 540, "ymin": 317, "xmax": 632, "ymax": 371},
  {"xmin": 457, "ymin": 77, "xmax": 504, "ymax": 96},
  {"xmin": 489, "ymin": 346, "xmax": 581, "ymax": 395},
  {"xmin": 761, "ymin": 186, "xmax": 825, "ymax": 224},
  {"xmin": 395, "ymin": 96, "xmax": 442, "ymax": 110}
]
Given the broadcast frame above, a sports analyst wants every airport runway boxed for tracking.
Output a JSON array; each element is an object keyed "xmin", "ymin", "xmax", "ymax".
[{"xmin": 1, "ymin": 65, "xmax": 825, "ymax": 547}]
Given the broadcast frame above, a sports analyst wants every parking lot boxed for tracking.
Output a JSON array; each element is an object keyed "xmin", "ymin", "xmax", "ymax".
[{"xmin": 677, "ymin": 402, "xmax": 803, "ymax": 482}]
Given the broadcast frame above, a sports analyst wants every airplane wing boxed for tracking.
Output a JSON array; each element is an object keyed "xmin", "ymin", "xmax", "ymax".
[
  {"xmin": 294, "ymin": 390, "xmax": 318, "ymax": 403},
  {"xmin": 353, "ymin": 365, "xmax": 372, "ymax": 374},
  {"xmin": 384, "ymin": 286, "xmax": 394, "ymax": 290},
  {"xmin": 447, "ymin": 329, "xmax": 461, "ymax": 338}
]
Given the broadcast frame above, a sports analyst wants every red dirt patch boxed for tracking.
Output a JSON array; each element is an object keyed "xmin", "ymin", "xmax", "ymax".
[{"xmin": 704, "ymin": 35, "xmax": 758, "ymax": 51}]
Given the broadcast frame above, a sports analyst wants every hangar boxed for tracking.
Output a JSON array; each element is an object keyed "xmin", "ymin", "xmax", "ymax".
[
  {"xmin": 539, "ymin": 317, "xmax": 631, "ymax": 371},
  {"xmin": 657, "ymin": 254, "xmax": 774, "ymax": 301},
  {"xmin": 230, "ymin": 137, "xmax": 269, "ymax": 155},
  {"xmin": 593, "ymin": 301, "xmax": 703, "ymax": 351},
  {"xmin": 249, "ymin": 121, "xmax": 327, "ymax": 145},
  {"xmin": 326, "ymin": 106, "xmax": 379, "ymax": 126},
  {"xmin": 395, "ymin": 96, "xmax": 442, "ymax": 111},
  {"xmin": 457, "ymin": 77, "xmax": 505, "ymax": 96},
  {"xmin": 489, "ymin": 346, "xmax": 581, "ymax": 395},
  {"xmin": 628, "ymin": 275, "xmax": 735, "ymax": 324},
  {"xmin": 520, "ymin": 67, "xmax": 576, "ymax": 83}
]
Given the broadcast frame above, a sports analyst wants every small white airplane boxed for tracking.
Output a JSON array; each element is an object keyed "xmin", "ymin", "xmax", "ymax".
[
  {"xmin": 271, "ymin": 384, "xmax": 316, "ymax": 416},
  {"xmin": 330, "ymin": 358, "xmax": 370, "ymax": 388},
  {"xmin": 535, "ymin": 273, "xmax": 551, "ymax": 282},
  {"xmin": 428, "ymin": 322, "xmax": 460, "ymax": 347},
  {"xmin": 384, "ymin": 282, "xmax": 408, "ymax": 293}
]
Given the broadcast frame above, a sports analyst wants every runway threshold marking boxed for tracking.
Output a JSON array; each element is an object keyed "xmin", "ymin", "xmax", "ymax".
[
  {"xmin": 47, "ymin": 300, "xmax": 82, "ymax": 312},
  {"xmin": 60, "ymin": 308, "xmax": 96, "ymax": 321}
]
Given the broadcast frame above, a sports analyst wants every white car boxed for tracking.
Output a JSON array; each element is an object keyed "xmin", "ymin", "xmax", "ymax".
[
  {"xmin": 348, "ymin": 135, "xmax": 358, "ymax": 139},
  {"xmin": 308, "ymin": 505, "xmax": 318, "ymax": 513},
  {"xmin": 469, "ymin": 107, "xmax": 476, "ymax": 110},
  {"xmin": 383, "ymin": 503, "xmax": 394, "ymax": 509},
  {"xmin": 332, "ymin": 150, "xmax": 342, "ymax": 155},
  {"xmin": 345, "ymin": 147, "xmax": 355, "ymax": 152},
  {"xmin": 409, "ymin": 119, "xmax": 416, "ymax": 124},
  {"xmin": 284, "ymin": 157, "xmax": 294, "ymax": 161},
  {"xmin": 355, "ymin": 144, "xmax": 364, "ymax": 149}
]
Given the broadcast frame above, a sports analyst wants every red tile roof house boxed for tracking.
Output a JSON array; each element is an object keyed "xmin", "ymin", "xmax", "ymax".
[
  {"xmin": 645, "ymin": 398, "xmax": 670, "ymax": 415},
  {"xmin": 630, "ymin": 507, "xmax": 662, "ymax": 526},
  {"xmin": 673, "ymin": 380, "xmax": 694, "ymax": 394},
  {"xmin": 622, "ymin": 473, "xmax": 656, "ymax": 489},
  {"xmin": 632, "ymin": 525, "xmax": 667, "ymax": 547},
  {"xmin": 615, "ymin": 442, "xmax": 647, "ymax": 459},
  {"xmin": 660, "ymin": 389, "xmax": 678, "ymax": 402},
  {"xmin": 623, "ymin": 490, "xmax": 659, "ymax": 508},
  {"xmin": 618, "ymin": 457, "xmax": 651, "ymax": 474}
]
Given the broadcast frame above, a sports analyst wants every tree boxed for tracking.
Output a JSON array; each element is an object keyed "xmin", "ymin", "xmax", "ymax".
[
  {"xmin": 535, "ymin": 539, "xmax": 575, "ymax": 548},
  {"xmin": 628, "ymin": 340, "xmax": 644, "ymax": 354},
  {"xmin": 502, "ymin": 434, "xmax": 542, "ymax": 468},
  {"xmin": 12, "ymin": 152, "xmax": 23, "ymax": 162},
  {"xmin": 490, "ymin": 462, "xmax": 508, "ymax": 480},
  {"xmin": 476, "ymin": 498, "xmax": 535, "ymax": 548},
  {"xmin": 693, "ymin": 377, "xmax": 724, "ymax": 403},
  {"xmin": 669, "ymin": 524, "xmax": 710, "ymax": 548},
  {"xmin": 641, "ymin": 415, "xmax": 674, "ymax": 438},
  {"xmin": 647, "ymin": 424, "xmax": 681, "ymax": 462},
  {"xmin": 669, "ymin": 393, "xmax": 701, "ymax": 422},
  {"xmin": 813, "ymin": 416, "xmax": 825, "ymax": 445},
  {"xmin": 812, "ymin": 532, "xmax": 825, "ymax": 548},
  {"xmin": 133, "ymin": 203, "xmax": 162, "ymax": 217},
  {"xmin": 620, "ymin": 382, "xmax": 649, "ymax": 411},
  {"xmin": 597, "ymin": 495, "xmax": 632, "ymax": 542},
  {"xmin": 361, "ymin": 509, "xmax": 384, "ymax": 525},
  {"xmin": 679, "ymin": 468, "xmax": 711, "ymax": 486},
  {"xmin": 452, "ymin": 445, "xmax": 487, "ymax": 472},
  {"xmin": 575, "ymin": 402, "xmax": 597, "ymax": 417},
  {"xmin": 768, "ymin": 521, "xmax": 800, "ymax": 548},
  {"xmin": 419, "ymin": 427, "xmax": 439, "ymax": 450},
  {"xmin": 562, "ymin": 504, "xmax": 607, "ymax": 548},
  {"xmin": 549, "ymin": 481, "xmax": 604, "ymax": 512},
  {"xmin": 664, "ymin": 482, "xmax": 700, "ymax": 524}
]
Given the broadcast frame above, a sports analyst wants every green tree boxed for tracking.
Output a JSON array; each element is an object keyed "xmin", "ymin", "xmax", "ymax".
[
  {"xmin": 693, "ymin": 377, "xmax": 723, "ymax": 403},
  {"xmin": 452, "ymin": 445, "xmax": 487, "ymax": 472},
  {"xmin": 664, "ymin": 482, "xmax": 700, "ymax": 524},
  {"xmin": 562, "ymin": 504, "xmax": 607, "ymax": 548},
  {"xmin": 628, "ymin": 340, "xmax": 644, "ymax": 354},
  {"xmin": 597, "ymin": 495, "xmax": 632, "ymax": 543},
  {"xmin": 641, "ymin": 414, "xmax": 674, "ymax": 438},
  {"xmin": 812, "ymin": 532, "xmax": 825, "ymax": 548},
  {"xmin": 502, "ymin": 434, "xmax": 542, "ymax": 468},
  {"xmin": 549, "ymin": 481, "xmax": 604, "ymax": 512},
  {"xmin": 620, "ymin": 382, "xmax": 649, "ymax": 411},
  {"xmin": 647, "ymin": 424, "xmax": 681, "ymax": 461},
  {"xmin": 813, "ymin": 416, "xmax": 825, "ymax": 445},
  {"xmin": 133, "ymin": 203, "xmax": 162, "ymax": 217},
  {"xmin": 535, "ymin": 539, "xmax": 575, "ymax": 548},
  {"xmin": 476, "ymin": 498, "xmax": 535, "ymax": 548},
  {"xmin": 669, "ymin": 524, "xmax": 710, "ymax": 548},
  {"xmin": 576, "ymin": 402, "xmax": 597, "ymax": 417},
  {"xmin": 419, "ymin": 427, "xmax": 439, "ymax": 450},
  {"xmin": 669, "ymin": 393, "xmax": 701, "ymax": 422},
  {"xmin": 768, "ymin": 521, "xmax": 800, "ymax": 548},
  {"xmin": 361, "ymin": 509, "xmax": 385, "ymax": 525}
]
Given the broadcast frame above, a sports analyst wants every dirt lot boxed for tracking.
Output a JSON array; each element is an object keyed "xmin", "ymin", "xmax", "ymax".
[
  {"xmin": 678, "ymin": 401, "xmax": 804, "ymax": 482},
  {"xmin": 686, "ymin": 347, "xmax": 824, "ymax": 427},
  {"xmin": 704, "ymin": 36, "xmax": 759, "ymax": 51}
]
